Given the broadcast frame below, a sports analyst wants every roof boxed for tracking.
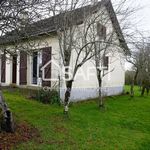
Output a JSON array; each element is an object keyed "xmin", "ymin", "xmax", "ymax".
[{"xmin": 0, "ymin": 0, "xmax": 129, "ymax": 51}]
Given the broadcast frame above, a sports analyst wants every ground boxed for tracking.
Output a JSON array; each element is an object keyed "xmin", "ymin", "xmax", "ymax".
[{"xmin": 0, "ymin": 86, "xmax": 150, "ymax": 150}]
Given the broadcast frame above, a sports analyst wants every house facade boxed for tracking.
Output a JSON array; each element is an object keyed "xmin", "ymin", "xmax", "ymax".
[{"xmin": 0, "ymin": 0, "xmax": 128, "ymax": 101}]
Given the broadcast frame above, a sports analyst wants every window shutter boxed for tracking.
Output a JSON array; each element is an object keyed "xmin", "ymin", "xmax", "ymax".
[
  {"xmin": 42, "ymin": 47, "xmax": 51, "ymax": 87},
  {"xmin": 97, "ymin": 23, "xmax": 106, "ymax": 39},
  {"xmin": 20, "ymin": 51, "xmax": 27, "ymax": 85},
  {"xmin": 103, "ymin": 56, "xmax": 109, "ymax": 70},
  {"xmin": 1, "ymin": 53, "xmax": 6, "ymax": 83}
]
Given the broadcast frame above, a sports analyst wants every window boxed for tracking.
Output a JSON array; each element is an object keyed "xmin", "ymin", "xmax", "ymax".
[
  {"xmin": 103, "ymin": 56, "xmax": 109, "ymax": 70},
  {"xmin": 97, "ymin": 23, "xmax": 106, "ymax": 39},
  {"xmin": 32, "ymin": 51, "xmax": 42, "ymax": 85}
]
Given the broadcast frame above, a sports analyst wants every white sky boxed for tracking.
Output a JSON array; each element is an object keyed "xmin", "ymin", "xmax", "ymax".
[
  {"xmin": 112, "ymin": 0, "xmax": 150, "ymax": 35},
  {"xmin": 112, "ymin": 0, "xmax": 150, "ymax": 70},
  {"xmin": 133, "ymin": 0, "xmax": 150, "ymax": 34}
]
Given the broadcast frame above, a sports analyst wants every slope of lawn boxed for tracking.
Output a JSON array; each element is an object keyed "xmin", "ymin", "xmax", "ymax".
[{"xmin": 2, "ymin": 86, "xmax": 150, "ymax": 150}]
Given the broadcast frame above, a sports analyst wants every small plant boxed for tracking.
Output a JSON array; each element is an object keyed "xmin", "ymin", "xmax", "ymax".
[{"xmin": 35, "ymin": 89, "xmax": 61, "ymax": 105}]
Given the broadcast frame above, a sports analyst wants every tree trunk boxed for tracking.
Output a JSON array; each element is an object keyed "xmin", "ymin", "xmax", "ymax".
[
  {"xmin": 130, "ymin": 84, "xmax": 134, "ymax": 97},
  {"xmin": 139, "ymin": 79, "xmax": 142, "ymax": 91},
  {"xmin": 141, "ymin": 86, "xmax": 146, "ymax": 96},
  {"xmin": 146, "ymin": 87, "xmax": 149, "ymax": 95},
  {"xmin": 97, "ymin": 69, "xmax": 104, "ymax": 108},
  {"xmin": 0, "ymin": 91, "xmax": 15, "ymax": 133},
  {"xmin": 64, "ymin": 80, "xmax": 73, "ymax": 114},
  {"xmin": 130, "ymin": 69, "xmax": 138, "ymax": 97},
  {"xmin": 141, "ymin": 85, "xmax": 149, "ymax": 96}
]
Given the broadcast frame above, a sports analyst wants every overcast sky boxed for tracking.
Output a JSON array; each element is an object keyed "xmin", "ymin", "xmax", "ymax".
[
  {"xmin": 112, "ymin": 0, "xmax": 150, "ymax": 36},
  {"xmin": 111, "ymin": 0, "xmax": 150, "ymax": 70},
  {"xmin": 135, "ymin": 0, "xmax": 150, "ymax": 34}
]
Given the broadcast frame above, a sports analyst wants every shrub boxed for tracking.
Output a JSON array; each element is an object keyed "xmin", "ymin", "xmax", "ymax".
[
  {"xmin": 9, "ymin": 84, "xmax": 18, "ymax": 88},
  {"xmin": 35, "ymin": 89, "xmax": 61, "ymax": 105}
]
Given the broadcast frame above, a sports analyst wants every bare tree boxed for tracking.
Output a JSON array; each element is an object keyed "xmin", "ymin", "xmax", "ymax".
[
  {"xmin": 0, "ymin": 0, "xmax": 43, "ymax": 36},
  {"xmin": 0, "ymin": 0, "xmax": 43, "ymax": 132},
  {"xmin": 53, "ymin": 0, "xmax": 130, "ymax": 114},
  {"xmin": 126, "ymin": 50, "xmax": 140, "ymax": 97},
  {"xmin": 93, "ymin": 0, "xmax": 136, "ymax": 108},
  {"xmin": 126, "ymin": 36, "xmax": 150, "ymax": 97},
  {"xmin": 140, "ymin": 41, "xmax": 150, "ymax": 96}
]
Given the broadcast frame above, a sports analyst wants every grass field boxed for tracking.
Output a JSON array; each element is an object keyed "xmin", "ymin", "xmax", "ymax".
[{"xmin": 3, "ymin": 86, "xmax": 150, "ymax": 150}]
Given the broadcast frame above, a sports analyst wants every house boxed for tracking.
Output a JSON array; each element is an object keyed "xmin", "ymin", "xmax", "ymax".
[{"xmin": 0, "ymin": 0, "xmax": 128, "ymax": 101}]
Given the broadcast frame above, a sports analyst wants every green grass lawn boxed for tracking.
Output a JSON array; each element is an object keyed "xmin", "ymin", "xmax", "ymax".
[{"xmin": 3, "ymin": 86, "xmax": 150, "ymax": 150}]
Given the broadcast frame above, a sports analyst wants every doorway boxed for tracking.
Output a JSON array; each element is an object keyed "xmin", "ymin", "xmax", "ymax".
[{"xmin": 12, "ymin": 55, "xmax": 17, "ymax": 84}]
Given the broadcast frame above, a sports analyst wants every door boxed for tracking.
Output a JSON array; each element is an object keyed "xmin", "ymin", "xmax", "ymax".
[
  {"xmin": 1, "ymin": 54, "xmax": 6, "ymax": 83},
  {"xmin": 32, "ymin": 52, "xmax": 38, "ymax": 84},
  {"xmin": 12, "ymin": 55, "xmax": 17, "ymax": 84}
]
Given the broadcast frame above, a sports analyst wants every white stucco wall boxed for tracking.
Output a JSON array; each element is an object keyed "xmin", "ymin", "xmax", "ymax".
[
  {"xmin": 60, "ymin": 49, "xmax": 125, "ymax": 101},
  {"xmin": 0, "ymin": 35, "xmax": 125, "ymax": 101}
]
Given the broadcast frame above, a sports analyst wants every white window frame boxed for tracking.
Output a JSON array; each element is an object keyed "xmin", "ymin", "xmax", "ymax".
[{"xmin": 31, "ymin": 51, "xmax": 42, "ymax": 86}]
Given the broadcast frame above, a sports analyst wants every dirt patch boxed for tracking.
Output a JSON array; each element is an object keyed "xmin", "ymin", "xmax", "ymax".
[{"xmin": 0, "ymin": 122, "xmax": 40, "ymax": 150}]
